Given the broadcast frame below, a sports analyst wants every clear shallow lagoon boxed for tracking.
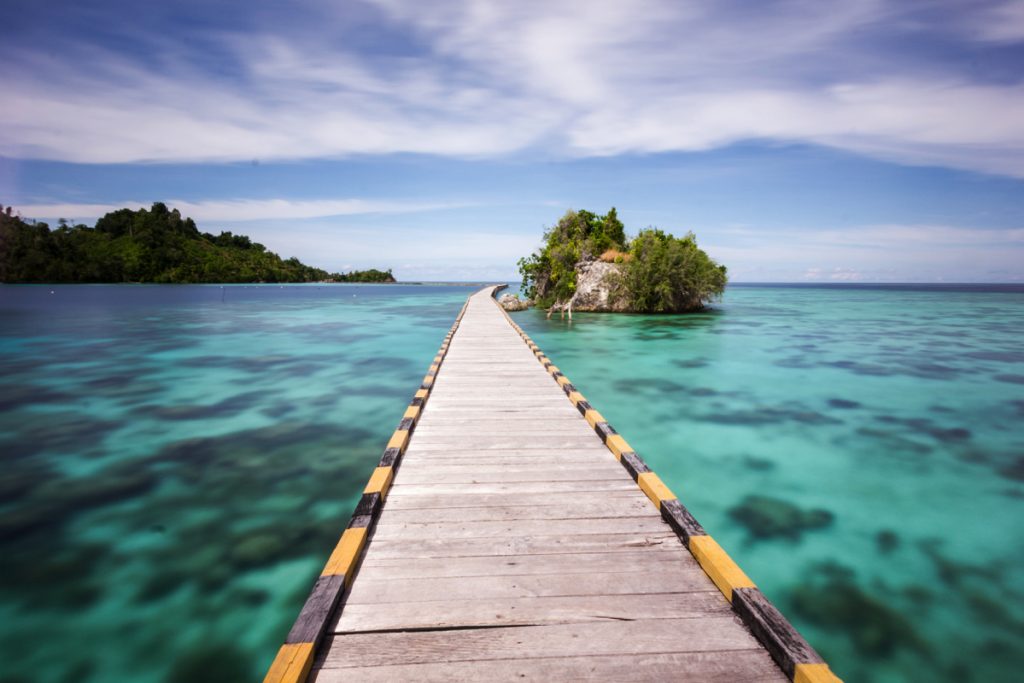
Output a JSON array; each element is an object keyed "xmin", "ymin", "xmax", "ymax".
[
  {"xmin": 0, "ymin": 283, "xmax": 476, "ymax": 683},
  {"xmin": 513, "ymin": 283, "xmax": 1024, "ymax": 683},
  {"xmin": 2, "ymin": 283, "xmax": 1023, "ymax": 682}
]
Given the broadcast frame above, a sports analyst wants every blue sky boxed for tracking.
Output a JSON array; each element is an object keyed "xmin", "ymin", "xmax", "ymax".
[{"xmin": 3, "ymin": 0, "xmax": 1023, "ymax": 281}]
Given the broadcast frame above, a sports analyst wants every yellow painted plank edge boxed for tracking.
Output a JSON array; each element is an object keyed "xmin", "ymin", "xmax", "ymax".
[
  {"xmin": 794, "ymin": 663, "xmax": 843, "ymax": 683},
  {"xmin": 363, "ymin": 466, "xmax": 394, "ymax": 498},
  {"xmin": 637, "ymin": 471, "xmax": 676, "ymax": 508},
  {"xmin": 605, "ymin": 434, "xmax": 633, "ymax": 460},
  {"xmin": 263, "ymin": 642, "xmax": 314, "ymax": 683},
  {"xmin": 386, "ymin": 429, "xmax": 410, "ymax": 452},
  {"xmin": 321, "ymin": 526, "xmax": 368, "ymax": 578},
  {"xmin": 688, "ymin": 535, "xmax": 756, "ymax": 602}
]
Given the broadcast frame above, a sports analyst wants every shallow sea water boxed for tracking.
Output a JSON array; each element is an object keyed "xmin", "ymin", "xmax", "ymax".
[
  {"xmin": 3, "ymin": 283, "xmax": 1022, "ymax": 682},
  {"xmin": 0, "ymin": 283, "xmax": 475, "ymax": 683},
  {"xmin": 513, "ymin": 283, "xmax": 1024, "ymax": 683}
]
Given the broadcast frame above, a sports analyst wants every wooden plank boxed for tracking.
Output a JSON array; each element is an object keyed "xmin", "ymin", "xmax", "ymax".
[
  {"xmin": 379, "ymin": 490, "xmax": 649, "ymax": 511},
  {"xmin": 403, "ymin": 438, "xmax": 606, "ymax": 451},
  {"xmin": 370, "ymin": 516, "xmax": 671, "ymax": 540},
  {"xmin": 334, "ymin": 591, "xmax": 730, "ymax": 632},
  {"xmin": 393, "ymin": 461, "xmax": 622, "ymax": 474},
  {"xmin": 412, "ymin": 420, "xmax": 592, "ymax": 431},
  {"xmin": 387, "ymin": 480, "xmax": 636, "ymax": 495},
  {"xmin": 400, "ymin": 448, "xmax": 612, "ymax": 458},
  {"xmin": 312, "ymin": 650, "xmax": 785, "ymax": 682},
  {"xmin": 410, "ymin": 418, "xmax": 588, "ymax": 428},
  {"xmin": 392, "ymin": 468, "xmax": 624, "ymax": 484},
  {"xmin": 345, "ymin": 569, "xmax": 713, "ymax": 605},
  {"xmin": 362, "ymin": 531, "xmax": 681, "ymax": 560},
  {"xmin": 356, "ymin": 549, "xmax": 688, "ymax": 580},
  {"xmin": 316, "ymin": 617, "xmax": 771, "ymax": 668},
  {"xmin": 375, "ymin": 499, "xmax": 655, "ymax": 523}
]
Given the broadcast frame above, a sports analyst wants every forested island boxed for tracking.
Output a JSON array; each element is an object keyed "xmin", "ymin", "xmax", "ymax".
[
  {"xmin": 0, "ymin": 202, "xmax": 395, "ymax": 284},
  {"xmin": 515, "ymin": 208, "xmax": 727, "ymax": 314}
]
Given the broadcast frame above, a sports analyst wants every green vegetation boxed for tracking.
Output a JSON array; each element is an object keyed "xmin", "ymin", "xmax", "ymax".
[
  {"xmin": 517, "ymin": 207, "xmax": 727, "ymax": 312},
  {"xmin": 0, "ymin": 202, "xmax": 395, "ymax": 284}
]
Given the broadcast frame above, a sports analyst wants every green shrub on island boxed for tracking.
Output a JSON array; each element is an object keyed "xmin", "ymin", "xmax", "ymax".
[
  {"xmin": 0, "ymin": 202, "xmax": 395, "ymax": 284},
  {"xmin": 517, "ymin": 207, "xmax": 726, "ymax": 313}
]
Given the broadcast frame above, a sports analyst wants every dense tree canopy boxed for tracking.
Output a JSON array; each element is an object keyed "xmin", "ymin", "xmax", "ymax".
[
  {"xmin": 518, "ymin": 207, "xmax": 727, "ymax": 313},
  {"xmin": 0, "ymin": 203, "xmax": 395, "ymax": 284}
]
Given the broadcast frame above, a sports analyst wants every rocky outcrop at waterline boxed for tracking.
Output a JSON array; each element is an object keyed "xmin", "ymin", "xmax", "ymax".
[{"xmin": 498, "ymin": 293, "xmax": 529, "ymax": 311}]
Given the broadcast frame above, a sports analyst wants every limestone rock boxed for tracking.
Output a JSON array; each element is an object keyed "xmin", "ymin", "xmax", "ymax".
[
  {"xmin": 498, "ymin": 293, "xmax": 529, "ymax": 311},
  {"xmin": 566, "ymin": 259, "xmax": 629, "ymax": 312}
]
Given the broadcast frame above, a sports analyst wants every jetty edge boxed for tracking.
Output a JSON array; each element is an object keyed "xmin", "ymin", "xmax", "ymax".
[{"xmin": 264, "ymin": 285, "xmax": 841, "ymax": 682}]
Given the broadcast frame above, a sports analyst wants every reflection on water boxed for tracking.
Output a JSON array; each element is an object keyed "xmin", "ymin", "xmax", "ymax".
[
  {"xmin": 515, "ymin": 284, "xmax": 1024, "ymax": 683},
  {"xmin": 0, "ymin": 284, "xmax": 475, "ymax": 683}
]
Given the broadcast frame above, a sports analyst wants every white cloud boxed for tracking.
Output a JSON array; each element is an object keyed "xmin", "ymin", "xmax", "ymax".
[{"xmin": 2, "ymin": 0, "xmax": 1024, "ymax": 177}]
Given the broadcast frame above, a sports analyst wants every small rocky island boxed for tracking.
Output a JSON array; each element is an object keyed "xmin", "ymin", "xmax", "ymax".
[{"xmin": 506, "ymin": 208, "xmax": 727, "ymax": 316}]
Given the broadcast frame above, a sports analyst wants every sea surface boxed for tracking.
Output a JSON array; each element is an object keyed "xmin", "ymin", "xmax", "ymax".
[
  {"xmin": 2, "ymin": 283, "xmax": 1022, "ymax": 682},
  {"xmin": 513, "ymin": 283, "xmax": 1024, "ymax": 683}
]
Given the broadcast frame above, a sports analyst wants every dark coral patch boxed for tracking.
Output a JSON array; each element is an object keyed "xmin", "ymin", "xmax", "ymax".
[
  {"xmin": 828, "ymin": 398, "xmax": 861, "ymax": 409},
  {"xmin": 790, "ymin": 562, "xmax": 927, "ymax": 658},
  {"xmin": 728, "ymin": 494, "xmax": 834, "ymax": 540}
]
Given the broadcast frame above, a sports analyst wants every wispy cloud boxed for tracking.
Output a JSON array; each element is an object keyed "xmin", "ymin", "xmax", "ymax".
[{"xmin": 2, "ymin": 0, "xmax": 1023, "ymax": 177}]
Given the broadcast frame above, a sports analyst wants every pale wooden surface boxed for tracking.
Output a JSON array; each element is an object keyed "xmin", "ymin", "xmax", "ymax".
[{"xmin": 310, "ymin": 287, "xmax": 785, "ymax": 682}]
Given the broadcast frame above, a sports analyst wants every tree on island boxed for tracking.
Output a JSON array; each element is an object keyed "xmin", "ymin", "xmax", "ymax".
[
  {"xmin": 517, "ymin": 208, "xmax": 726, "ymax": 314},
  {"xmin": 0, "ymin": 202, "xmax": 395, "ymax": 284}
]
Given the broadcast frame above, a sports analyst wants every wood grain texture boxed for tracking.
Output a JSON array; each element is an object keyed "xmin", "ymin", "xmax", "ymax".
[
  {"xmin": 318, "ymin": 617, "xmax": 775, "ymax": 668},
  {"xmin": 335, "ymin": 591, "xmax": 731, "ymax": 632},
  {"xmin": 344, "ymin": 569, "xmax": 714, "ymax": 605},
  {"xmin": 312, "ymin": 650, "xmax": 785, "ymax": 682},
  {"xmin": 356, "ymin": 549, "xmax": 688, "ymax": 580}
]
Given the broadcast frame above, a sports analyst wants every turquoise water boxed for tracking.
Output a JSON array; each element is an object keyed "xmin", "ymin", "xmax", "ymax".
[
  {"xmin": 513, "ymin": 284, "xmax": 1024, "ymax": 683},
  {"xmin": 0, "ymin": 284, "xmax": 475, "ymax": 683},
  {"xmin": 3, "ymin": 284, "xmax": 1022, "ymax": 682}
]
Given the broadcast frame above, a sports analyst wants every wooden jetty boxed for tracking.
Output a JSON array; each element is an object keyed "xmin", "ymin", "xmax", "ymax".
[{"xmin": 266, "ymin": 286, "xmax": 840, "ymax": 682}]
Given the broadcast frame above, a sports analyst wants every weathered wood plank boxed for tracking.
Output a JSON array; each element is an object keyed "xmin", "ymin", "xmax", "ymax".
[
  {"xmin": 403, "ymin": 438, "xmax": 606, "ymax": 451},
  {"xmin": 387, "ymin": 480, "xmax": 636, "ymax": 495},
  {"xmin": 375, "ymin": 499, "xmax": 654, "ymax": 523},
  {"xmin": 345, "ymin": 569, "xmax": 713, "ymax": 606},
  {"xmin": 392, "ymin": 468, "xmax": 625, "ymax": 484},
  {"xmin": 334, "ymin": 591, "xmax": 730, "ymax": 632},
  {"xmin": 393, "ymin": 461, "xmax": 622, "ymax": 474},
  {"xmin": 370, "ymin": 515, "xmax": 671, "ymax": 540},
  {"xmin": 356, "ymin": 549, "xmax": 688, "ymax": 580},
  {"xmin": 362, "ymin": 531, "xmax": 681, "ymax": 560},
  {"xmin": 317, "ymin": 617, "xmax": 771, "ymax": 668},
  {"xmin": 378, "ymin": 490, "xmax": 649, "ymax": 511},
  {"xmin": 312, "ymin": 650, "xmax": 785, "ymax": 682}
]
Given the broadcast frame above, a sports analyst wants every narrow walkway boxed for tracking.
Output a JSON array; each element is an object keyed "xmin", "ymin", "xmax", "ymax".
[{"xmin": 307, "ymin": 287, "xmax": 789, "ymax": 681}]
